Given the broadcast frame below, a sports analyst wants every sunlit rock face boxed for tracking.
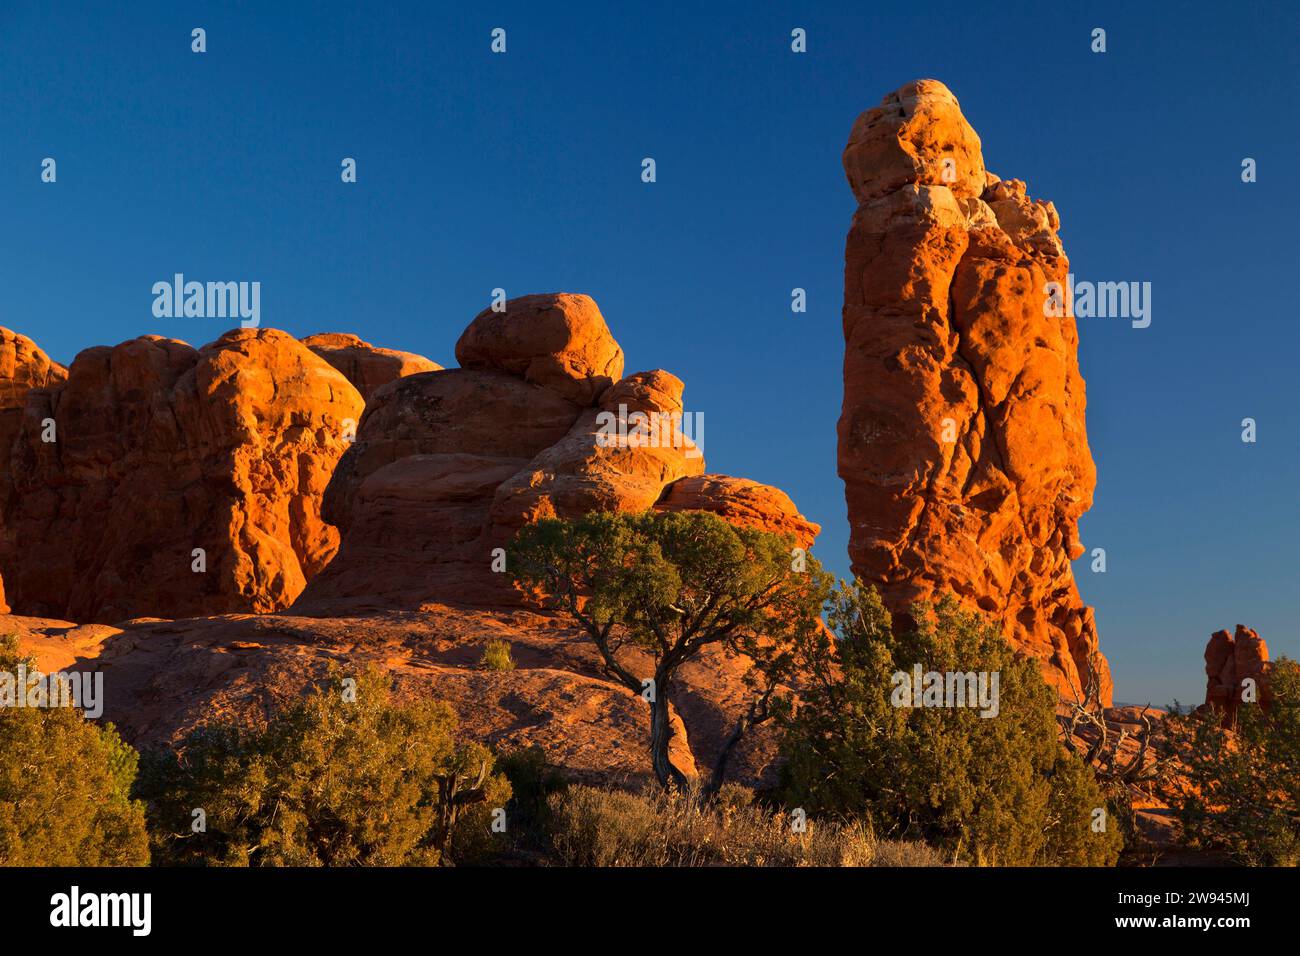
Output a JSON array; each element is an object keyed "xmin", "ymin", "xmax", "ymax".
[{"xmin": 838, "ymin": 80, "xmax": 1110, "ymax": 704}]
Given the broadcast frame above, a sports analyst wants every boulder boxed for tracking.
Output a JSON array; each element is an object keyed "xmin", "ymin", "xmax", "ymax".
[
  {"xmin": 455, "ymin": 293, "xmax": 624, "ymax": 405},
  {"xmin": 655, "ymin": 475, "xmax": 820, "ymax": 550}
]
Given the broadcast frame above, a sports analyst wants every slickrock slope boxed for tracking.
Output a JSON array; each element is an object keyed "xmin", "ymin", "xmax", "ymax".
[
  {"xmin": 301, "ymin": 332, "xmax": 441, "ymax": 401},
  {"xmin": 0, "ymin": 328, "xmax": 364, "ymax": 623},
  {"xmin": 838, "ymin": 80, "xmax": 1109, "ymax": 703},
  {"xmin": 1202, "ymin": 625, "xmax": 1272, "ymax": 725},
  {"xmin": 2, "ymin": 604, "xmax": 785, "ymax": 788},
  {"xmin": 297, "ymin": 294, "xmax": 802, "ymax": 614}
]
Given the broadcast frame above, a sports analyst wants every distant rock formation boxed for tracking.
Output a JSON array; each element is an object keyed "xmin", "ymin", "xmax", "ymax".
[
  {"xmin": 301, "ymin": 332, "xmax": 441, "ymax": 401},
  {"xmin": 296, "ymin": 293, "xmax": 811, "ymax": 613},
  {"xmin": 0, "ymin": 328, "xmax": 363, "ymax": 622},
  {"xmin": 838, "ymin": 80, "xmax": 1109, "ymax": 703},
  {"xmin": 1202, "ymin": 625, "xmax": 1272, "ymax": 726}
]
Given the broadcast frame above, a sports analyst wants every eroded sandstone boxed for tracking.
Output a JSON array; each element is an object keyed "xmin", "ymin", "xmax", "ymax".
[
  {"xmin": 838, "ymin": 80, "xmax": 1109, "ymax": 702},
  {"xmin": 0, "ymin": 328, "xmax": 363, "ymax": 622}
]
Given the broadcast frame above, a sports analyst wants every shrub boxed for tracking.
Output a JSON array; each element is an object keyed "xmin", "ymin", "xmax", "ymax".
[
  {"xmin": 1165, "ymin": 656, "xmax": 1300, "ymax": 865},
  {"xmin": 544, "ymin": 783, "xmax": 941, "ymax": 867},
  {"xmin": 777, "ymin": 583, "xmax": 1122, "ymax": 866},
  {"xmin": 479, "ymin": 638, "xmax": 516, "ymax": 672},
  {"xmin": 494, "ymin": 746, "xmax": 568, "ymax": 839},
  {"xmin": 0, "ymin": 634, "xmax": 149, "ymax": 866},
  {"xmin": 136, "ymin": 669, "xmax": 510, "ymax": 866}
]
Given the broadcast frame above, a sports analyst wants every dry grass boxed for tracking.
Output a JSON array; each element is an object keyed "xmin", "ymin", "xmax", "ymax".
[{"xmin": 545, "ymin": 783, "xmax": 949, "ymax": 867}]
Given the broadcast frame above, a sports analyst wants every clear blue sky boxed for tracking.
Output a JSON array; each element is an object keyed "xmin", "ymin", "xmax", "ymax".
[{"xmin": 2, "ymin": 1, "xmax": 1296, "ymax": 705}]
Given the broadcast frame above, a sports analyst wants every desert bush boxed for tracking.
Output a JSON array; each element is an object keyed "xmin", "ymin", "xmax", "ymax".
[
  {"xmin": 136, "ymin": 669, "xmax": 510, "ymax": 866},
  {"xmin": 0, "ymin": 634, "xmax": 149, "ymax": 866},
  {"xmin": 544, "ymin": 783, "xmax": 941, "ymax": 867},
  {"xmin": 777, "ymin": 583, "xmax": 1123, "ymax": 866},
  {"xmin": 479, "ymin": 638, "xmax": 516, "ymax": 672},
  {"xmin": 1164, "ymin": 656, "xmax": 1300, "ymax": 865}
]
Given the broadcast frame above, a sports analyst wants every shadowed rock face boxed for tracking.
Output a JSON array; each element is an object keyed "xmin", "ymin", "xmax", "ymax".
[
  {"xmin": 0, "ymin": 328, "xmax": 68, "ymax": 613},
  {"xmin": 0, "ymin": 328, "xmax": 364, "ymax": 623},
  {"xmin": 838, "ymin": 80, "xmax": 1110, "ymax": 703}
]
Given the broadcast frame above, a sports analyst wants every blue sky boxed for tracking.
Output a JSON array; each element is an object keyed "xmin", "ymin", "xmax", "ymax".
[{"xmin": 2, "ymin": 1, "xmax": 1297, "ymax": 705}]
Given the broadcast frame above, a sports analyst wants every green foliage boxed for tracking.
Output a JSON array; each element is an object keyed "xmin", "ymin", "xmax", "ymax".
[
  {"xmin": 1165, "ymin": 657, "xmax": 1300, "ymax": 865},
  {"xmin": 479, "ymin": 638, "xmax": 516, "ymax": 672},
  {"xmin": 0, "ymin": 634, "xmax": 149, "ymax": 866},
  {"xmin": 511, "ymin": 510, "xmax": 832, "ymax": 788},
  {"xmin": 494, "ymin": 746, "xmax": 568, "ymax": 838},
  {"xmin": 136, "ymin": 669, "xmax": 510, "ymax": 866},
  {"xmin": 777, "ymin": 583, "xmax": 1122, "ymax": 866}
]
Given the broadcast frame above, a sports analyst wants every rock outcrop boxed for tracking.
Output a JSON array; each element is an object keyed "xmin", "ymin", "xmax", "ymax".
[
  {"xmin": 297, "ymin": 293, "xmax": 809, "ymax": 614},
  {"xmin": 0, "ymin": 296, "xmax": 821, "ymax": 790},
  {"xmin": 1203, "ymin": 625, "xmax": 1272, "ymax": 725},
  {"xmin": 0, "ymin": 328, "xmax": 363, "ymax": 622},
  {"xmin": 301, "ymin": 332, "xmax": 441, "ymax": 401},
  {"xmin": 838, "ymin": 80, "xmax": 1109, "ymax": 703},
  {"xmin": 0, "ymin": 328, "xmax": 68, "ymax": 615},
  {"xmin": 1, "ymin": 327, "xmax": 67, "ymax": 458}
]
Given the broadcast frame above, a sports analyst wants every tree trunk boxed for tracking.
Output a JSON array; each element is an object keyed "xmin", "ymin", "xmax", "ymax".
[
  {"xmin": 708, "ymin": 717, "xmax": 748, "ymax": 795},
  {"xmin": 648, "ymin": 694, "xmax": 692, "ymax": 791}
]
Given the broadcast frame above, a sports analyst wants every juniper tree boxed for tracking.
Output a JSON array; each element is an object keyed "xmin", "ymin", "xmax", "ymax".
[
  {"xmin": 511, "ymin": 510, "xmax": 831, "ymax": 791},
  {"xmin": 777, "ymin": 583, "xmax": 1123, "ymax": 866},
  {"xmin": 136, "ymin": 669, "xmax": 510, "ymax": 866},
  {"xmin": 0, "ymin": 635, "xmax": 149, "ymax": 866}
]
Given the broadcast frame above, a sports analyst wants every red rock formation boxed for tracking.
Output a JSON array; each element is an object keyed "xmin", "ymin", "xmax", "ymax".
[
  {"xmin": 1, "ymin": 327, "xmax": 67, "ymax": 457},
  {"xmin": 1203, "ymin": 625, "xmax": 1272, "ymax": 725},
  {"xmin": 297, "ymin": 294, "xmax": 812, "ymax": 614},
  {"xmin": 455, "ymin": 293, "xmax": 625, "ymax": 405},
  {"xmin": 0, "ymin": 298, "xmax": 822, "ymax": 792},
  {"xmin": 838, "ymin": 80, "xmax": 1108, "ymax": 703},
  {"xmin": 0, "ymin": 328, "xmax": 363, "ymax": 622},
  {"xmin": 656, "ymin": 475, "xmax": 820, "ymax": 550},
  {"xmin": 301, "ymin": 332, "xmax": 441, "ymax": 401},
  {"xmin": 0, "ymin": 328, "xmax": 68, "ymax": 615}
]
